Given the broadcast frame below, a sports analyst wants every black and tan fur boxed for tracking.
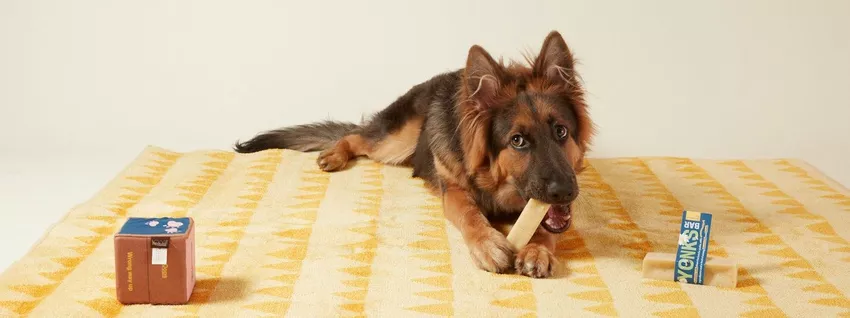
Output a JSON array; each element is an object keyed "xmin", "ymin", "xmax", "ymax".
[{"xmin": 235, "ymin": 31, "xmax": 594, "ymax": 278}]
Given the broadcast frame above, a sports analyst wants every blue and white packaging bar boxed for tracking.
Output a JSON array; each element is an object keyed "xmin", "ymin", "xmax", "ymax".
[{"xmin": 674, "ymin": 210, "xmax": 713, "ymax": 285}]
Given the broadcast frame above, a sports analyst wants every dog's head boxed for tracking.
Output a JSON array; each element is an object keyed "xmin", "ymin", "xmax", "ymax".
[{"xmin": 457, "ymin": 31, "xmax": 594, "ymax": 234}]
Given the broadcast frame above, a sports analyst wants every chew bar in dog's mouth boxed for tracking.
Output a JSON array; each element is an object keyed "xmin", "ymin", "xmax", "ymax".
[
  {"xmin": 506, "ymin": 200, "xmax": 574, "ymax": 250},
  {"xmin": 541, "ymin": 204, "xmax": 572, "ymax": 233}
]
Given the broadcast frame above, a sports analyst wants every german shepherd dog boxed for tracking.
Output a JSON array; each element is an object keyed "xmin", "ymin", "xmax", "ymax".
[{"xmin": 234, "ymin": 31, "xmax": 593, "ymax": 278}]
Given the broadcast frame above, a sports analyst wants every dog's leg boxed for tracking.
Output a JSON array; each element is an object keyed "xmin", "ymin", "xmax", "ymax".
[
  {"xmin": 316, "ymin": 134, "xmax": 368, "ymax": 171},
  {"xmin": 514, "ymin": 226, "xmax": 557, "ymax": 278},
  {"xmin": 442, "ymin": 186, "xmax": 514, "ymax": 273},
  {"xmin": 317, "ymin": 116, "xmax": 424, "ymax": 172}
]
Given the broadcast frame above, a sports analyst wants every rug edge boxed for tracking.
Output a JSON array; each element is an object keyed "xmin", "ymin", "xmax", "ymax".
[{"xmin": 786, "ymin": 158, "xmax": 850, "ymax": 193}]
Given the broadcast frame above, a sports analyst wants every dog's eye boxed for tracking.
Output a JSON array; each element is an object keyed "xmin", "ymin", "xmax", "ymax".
[
  {"xmin": 510, "ymin": 134, "xmax": 528, "ymax": 149},
  {"xmin": 555, "ymin": 125, "xmax": 568, "ymax": 140}
]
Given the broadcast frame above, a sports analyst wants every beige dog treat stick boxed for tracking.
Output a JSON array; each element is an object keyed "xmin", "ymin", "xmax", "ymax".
[
  {"xmin": 506, "ymin": 199, "xmax": 550, "ymax": 250},
  {"xmin": 642, "ymin": 252, "xmax": 738, "ymax": 288}
]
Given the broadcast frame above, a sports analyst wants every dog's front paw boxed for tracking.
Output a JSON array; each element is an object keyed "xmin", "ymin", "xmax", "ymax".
[
  {"xmin": 515, "ymin": 243, "xmax": 556, "ymax": 278},
  {"xmin": 467, "ymin": 228, "xmax": 514, "ymax": 274}
]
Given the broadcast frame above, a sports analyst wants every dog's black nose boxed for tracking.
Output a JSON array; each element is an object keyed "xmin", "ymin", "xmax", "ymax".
[{"xmin": 545, "ymin": 180, "xmax": 576, "ymax": 203}]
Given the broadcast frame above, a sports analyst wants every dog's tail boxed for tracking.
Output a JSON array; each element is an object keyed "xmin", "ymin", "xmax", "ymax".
[{"xmin": 233, "ymin": 121, "xmax": 359, "ymax": 153}]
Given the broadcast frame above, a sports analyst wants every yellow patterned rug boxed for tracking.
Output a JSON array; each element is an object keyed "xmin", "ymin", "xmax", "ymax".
[{"xmin": 1, "ymin": 146, "xmax": 849, "ymax": 317}]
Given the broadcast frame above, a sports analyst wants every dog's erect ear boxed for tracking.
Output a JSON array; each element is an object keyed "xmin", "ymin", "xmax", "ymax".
[
  {"xmin": 535, "ymin": 31, "xmax": 595, "ymax": 155},
  {"xmin": 459, "ymin": 45, "xmax": 504, "ymax": 173},
  {"xmin": 533, "ymin": 31, "xmax": 577, "ymax": 85},
  {"xmin": 463, "ymin": 45, "xmax": 506, "ymax": 109}
]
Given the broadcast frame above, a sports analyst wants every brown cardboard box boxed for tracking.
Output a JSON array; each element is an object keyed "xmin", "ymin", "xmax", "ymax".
[{"xmin": 113, "ymin": 217, "xmax": 195, "ymax": 304}]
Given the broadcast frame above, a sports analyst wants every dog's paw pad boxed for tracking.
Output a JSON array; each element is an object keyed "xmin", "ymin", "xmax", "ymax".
[
  {"xmin": 468, "ymin": 229, "xmax": 514, "ymax": 274},
  {"xmin": 515, "ymin": 243, "xmax": 555, "ymax": 278},
  {"xmin": 316, "ymin": 149, "xmax": 349, "ymax": 172}
]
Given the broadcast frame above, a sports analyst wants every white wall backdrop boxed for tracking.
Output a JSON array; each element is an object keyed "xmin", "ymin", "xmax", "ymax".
[{"xmin": 0, "ymin": 0, "xmax": 848, "ymax": 269}]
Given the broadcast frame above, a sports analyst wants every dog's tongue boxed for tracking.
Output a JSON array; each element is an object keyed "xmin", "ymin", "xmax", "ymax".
[{"xmin": 541, "ymin": 204, "xmax": 572, "ymax": 233}]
